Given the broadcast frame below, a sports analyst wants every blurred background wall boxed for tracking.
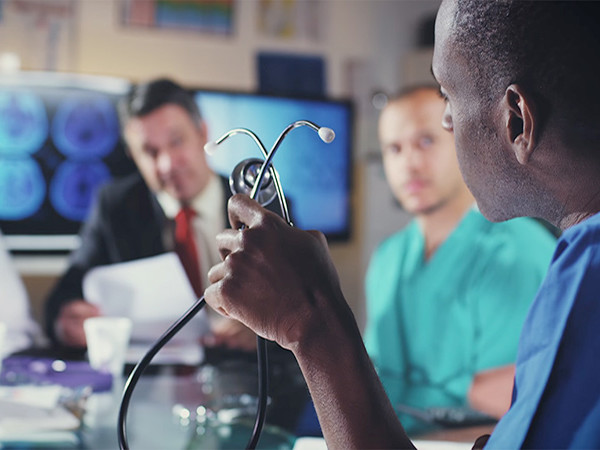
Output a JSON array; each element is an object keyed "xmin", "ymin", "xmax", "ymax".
[{"xmin": 0, "ymin": 0, "xmax": 441, "ymax": 332}]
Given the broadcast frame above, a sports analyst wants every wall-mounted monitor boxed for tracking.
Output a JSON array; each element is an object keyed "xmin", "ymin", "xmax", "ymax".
[
  {"xmin": 0, "ymin": 72, "xmax": 137, "ymax": 252},
  {"xmin": 196, "ymin": 89, "xmax": 354, "ymax": 241},
  {"xmin": 0, "ymin": 73, "xmax": 354, "ymax": 253}
]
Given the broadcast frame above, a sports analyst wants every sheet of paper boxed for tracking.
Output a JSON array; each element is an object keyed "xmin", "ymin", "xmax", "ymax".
[{"xmin": 83, "ymin": 253, "xmax": 209, "ymax": 358}]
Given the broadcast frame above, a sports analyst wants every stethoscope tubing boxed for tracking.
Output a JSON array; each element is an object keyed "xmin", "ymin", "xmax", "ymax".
[{"xmin": 118, "ymin": 120, "xmax": 326, "ymax": 450}]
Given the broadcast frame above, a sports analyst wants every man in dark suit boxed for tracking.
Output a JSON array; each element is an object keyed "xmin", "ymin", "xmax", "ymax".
[
  {"xmin": 44, "ymin": 78, "xmax": 308, "ymax": 431},
  {"xmin": 44, "ymin": 78, "xmax": 256, "ymax": 350}
]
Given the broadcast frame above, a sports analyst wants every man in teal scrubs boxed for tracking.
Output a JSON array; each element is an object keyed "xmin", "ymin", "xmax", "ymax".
[{"xmin": 364, "ymin": 86, "xmax": 556, "ymax": 434}]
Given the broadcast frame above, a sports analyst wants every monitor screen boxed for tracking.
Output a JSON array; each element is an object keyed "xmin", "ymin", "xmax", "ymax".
[
  {"xmin": 196, "ymin": 90, "xmax": 354, "ymax": 240},
  {"xmin": 0, "ymin": 75, "xmax": 353, "ymax": 252},
  {"xmin": 0, "ymin": 72, "xmax": 137, "ymax": 252}
]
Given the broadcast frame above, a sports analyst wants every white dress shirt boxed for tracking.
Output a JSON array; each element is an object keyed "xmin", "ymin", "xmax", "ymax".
[{"xmin": 156, "ymin": 173, "xmax": 226, "ymax": 290}]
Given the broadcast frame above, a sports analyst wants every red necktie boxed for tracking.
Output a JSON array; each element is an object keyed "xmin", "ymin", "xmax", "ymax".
[{"xmin": 174, "ymin": 206, "xmax": 203, "ymax": 297}]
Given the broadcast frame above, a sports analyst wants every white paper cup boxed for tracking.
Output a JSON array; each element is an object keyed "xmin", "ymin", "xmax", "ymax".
[{"xmin": 84, "ymin": 317, "xmax": 132, "ymax": 377}]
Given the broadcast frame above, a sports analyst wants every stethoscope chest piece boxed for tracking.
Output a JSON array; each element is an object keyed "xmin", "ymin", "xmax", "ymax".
[{"xmin": 229, "ymin": 157, "xmax": 278, "ymax": 206}]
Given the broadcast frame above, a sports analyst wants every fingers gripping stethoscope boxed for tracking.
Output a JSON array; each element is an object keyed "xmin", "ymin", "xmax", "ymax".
[{"xmin": 118, "ymin": 120, "xmax": 335, "ymax": 450}]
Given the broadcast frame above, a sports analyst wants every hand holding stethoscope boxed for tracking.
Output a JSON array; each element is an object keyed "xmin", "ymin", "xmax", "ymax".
[{"xmin": 118, "ymin": 120, "xmax": 335, "ymax": 450}]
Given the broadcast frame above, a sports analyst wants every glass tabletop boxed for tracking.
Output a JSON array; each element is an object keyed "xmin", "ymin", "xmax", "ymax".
[
  {"xmin": 94, "ymin": 373, "xmax": 296, "ymax": 449},
  {"xmin": 1, "ymin": 366, "xmax": 296, "ymax": 450}
]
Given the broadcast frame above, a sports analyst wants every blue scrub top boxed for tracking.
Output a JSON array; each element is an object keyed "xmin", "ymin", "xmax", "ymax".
[{"xmin": 487, "ymin": 212, "xmax": 600, "ymax": 448}]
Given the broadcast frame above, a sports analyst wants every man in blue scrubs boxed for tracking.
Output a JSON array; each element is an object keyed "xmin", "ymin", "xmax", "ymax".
[{"xmin": 204, "ymin": 0, "xmax": 600, "ymax": 448}]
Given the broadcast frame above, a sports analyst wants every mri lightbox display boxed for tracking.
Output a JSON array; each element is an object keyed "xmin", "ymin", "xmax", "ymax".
[{"xmin": 0, "ymin": 73, "xmax": 354, "ymax": 252}]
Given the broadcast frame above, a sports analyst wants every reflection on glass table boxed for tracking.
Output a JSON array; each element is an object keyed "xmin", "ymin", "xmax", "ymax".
[
  {"xmin": 88, "ymin": 373, "xmax": 295, "ymax": 450},
  {"xmin": 0, "ymin": 359, "xmax": 296, "ymax": 450}
]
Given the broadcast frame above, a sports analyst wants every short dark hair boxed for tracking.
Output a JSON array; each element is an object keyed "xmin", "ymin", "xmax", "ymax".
[
  {"xmin": 450, "ymin": 1, "xmax": 600, "ymax": 139},
  {"xmin": 119, "ymin": 78, "xmax": 202, "ymax": 126}
]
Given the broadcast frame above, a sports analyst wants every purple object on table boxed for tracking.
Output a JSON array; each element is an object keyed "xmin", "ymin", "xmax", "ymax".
[{"xmin": 0, "ymin": 356, "xmax": 113, "ymax": 392}]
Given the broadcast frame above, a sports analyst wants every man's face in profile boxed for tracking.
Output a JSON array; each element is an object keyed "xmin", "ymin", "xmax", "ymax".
[
  {"xmin": 432, "ymin": 0, "xmax": 517, "ymax": 222},
  {"xmin": 125, "ymin": 104, "xmax": 211, "ymax": 203}
]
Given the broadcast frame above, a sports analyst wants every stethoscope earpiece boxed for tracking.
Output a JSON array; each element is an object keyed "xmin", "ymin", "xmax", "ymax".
[
  {"xmin": 230, "ymin": 158, "xmax": 277, "ymax": 206},
  {"xmin": 206, "ymin": 120, "xmax": 335, "ymax": 224}
]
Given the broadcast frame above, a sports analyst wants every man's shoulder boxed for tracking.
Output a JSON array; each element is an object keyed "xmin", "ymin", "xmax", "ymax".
[
  {"xmin": 96, "ymin": 172, "xmax": 152, "ymax": 209},
  {"xmin": 93, "ymin": 172, "xmax": 161, "ymax": 224},
  {"xmin": 561, "ymin": 211, "xmax": 600, "ymax": 242},
  {"xmin": 552, "ymin": 212, "xmax": 600, "ymax": 262},
  {"xmin": 99, "ymin": 172, "xmax": 146, "ymax": 197}
]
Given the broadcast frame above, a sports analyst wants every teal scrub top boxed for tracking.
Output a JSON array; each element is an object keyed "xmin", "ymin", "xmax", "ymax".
[{"xmin": 364, "ymin": 209, "xmax": 556, "ymax": 434}]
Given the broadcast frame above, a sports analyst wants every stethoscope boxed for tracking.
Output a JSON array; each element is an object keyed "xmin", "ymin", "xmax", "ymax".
[{"xmin": 118, "ymin": 120, "xmax": 335, "ymax": 450}]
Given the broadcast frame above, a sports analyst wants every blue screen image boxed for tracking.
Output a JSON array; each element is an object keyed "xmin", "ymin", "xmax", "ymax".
[
  {"xmin": 0, "ymin": 90, "xmax": 48, "ymax": 156},
  {"xmin": 50, "ymin": 160, "xmax": 111, "ymax": 221},
  {"xmin": 0, "ymin": 158, "xmax": 46, "ymax": 220},
  {"xmin": 52, "ymin": 95, "xmax": 120, "ymax": 160},
  {"xmin": 196, "ymin": 91, "xmax": 353, "ymax": 238},
  {"xmin": 0, "ymin": 78, "xmax": 135, "ymax": 248}
]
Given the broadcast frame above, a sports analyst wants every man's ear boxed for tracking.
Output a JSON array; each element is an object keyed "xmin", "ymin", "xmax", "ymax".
[{"xmin": 504, "ymin": 84, "xmax": 537, "ymax": 165}]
